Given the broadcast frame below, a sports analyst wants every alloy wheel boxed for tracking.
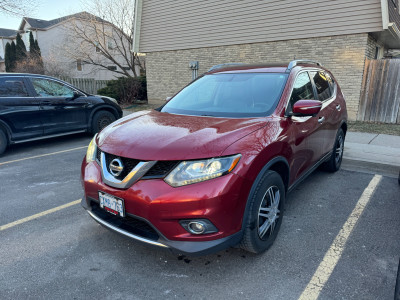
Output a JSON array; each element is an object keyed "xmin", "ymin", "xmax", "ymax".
[
  {"xmin": 257, "ymin": 186, "xmax": 281, "ymax": 240},
  {"xmin": 335, "ymin": 134, "xmax": 344, "ymax": 164},
  {"xmin": 98, "ymin": 117, "xmax": 111, "ymax": 131}
]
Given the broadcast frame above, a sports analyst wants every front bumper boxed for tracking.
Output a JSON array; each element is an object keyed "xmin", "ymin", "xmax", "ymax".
[
  {"xmin": 81, "ymin": 197, "xmax": 242, "ymax": 256},
  {"xmin": 81, "ymin": 160, "xmax": 251, "ymax": 255}
]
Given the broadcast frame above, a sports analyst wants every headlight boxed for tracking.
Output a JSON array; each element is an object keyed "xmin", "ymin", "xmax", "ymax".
[
  {"xmin": 86, "ymin": 134, "xmax": 97, "ymax": 163},
  {"xmin": 164, "ymin": 154, "xmax": 241, "ymax": 187}
]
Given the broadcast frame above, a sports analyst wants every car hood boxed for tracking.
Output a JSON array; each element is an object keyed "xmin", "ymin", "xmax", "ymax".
[{"xmin": 96, "ymin": 110, "xmax": 267, "ymax": 160}]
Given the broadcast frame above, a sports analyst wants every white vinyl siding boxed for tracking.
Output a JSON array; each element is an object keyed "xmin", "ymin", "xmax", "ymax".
[{"xmin": 139, "ymin": 0, "xmax": 383, "ymax": 52}]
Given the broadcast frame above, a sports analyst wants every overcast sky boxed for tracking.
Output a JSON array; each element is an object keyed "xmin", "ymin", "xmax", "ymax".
[{"xmin": 0, "ymin": 0, "xmax": 82, "ymax": 30}]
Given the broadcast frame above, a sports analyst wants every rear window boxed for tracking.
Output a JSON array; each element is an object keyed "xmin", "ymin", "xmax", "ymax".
[
  {"xmin": 161, "ymin": 73, "xmax": 288, "ymax": 118},
  {"xmin": 310, "ymin": 71, "xmax": 332, "ymax": 101},
  {"xmin": 0, "ymin": 78, "xmax": 29, "ymax": 97}
]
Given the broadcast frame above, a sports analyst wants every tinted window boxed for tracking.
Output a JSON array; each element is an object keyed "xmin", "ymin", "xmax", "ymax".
[
  {"xmin": 310, "ymin": 71, "xmax": 332, "ymax": 101},
  {"xmin": 288, "ymin": 72, "xmax": 314, "ymax": 111},
  {"xmin": 325, "ymin": 72, "xmax": 335, "ymax": 94},
  {"xmin": 0, "ymin": 78, "xmax": 29, "ymax": 97},
  {"xmin": 31, "ymin": 78, "xmax": 74, "ymax": 97},
  {"xmin": 161, "ymin": 73, "xmax": 288, "ymax": 117}
]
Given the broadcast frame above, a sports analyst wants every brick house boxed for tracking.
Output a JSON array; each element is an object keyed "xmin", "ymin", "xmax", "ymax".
[{"xmin": 133, "ymin": 0, "xmax": 400, "ymax": 120}]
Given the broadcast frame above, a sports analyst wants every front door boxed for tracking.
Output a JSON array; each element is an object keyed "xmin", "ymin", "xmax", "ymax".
[
  {"xmin": 286, "ymin": 71, "xmax": 326, "ymax": 183},
  {"xmin": 29, "ymin": 77, "xmax": 88, "ymax": 135},
  {"xmin": 0, "ymin": 77, "xmax": 42, "ymax": 140}
]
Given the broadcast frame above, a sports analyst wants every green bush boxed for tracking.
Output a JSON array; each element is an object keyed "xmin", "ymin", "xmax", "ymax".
[{"xmin": 98, "ymin": 76, "xmax": 147, "ymax": 105}]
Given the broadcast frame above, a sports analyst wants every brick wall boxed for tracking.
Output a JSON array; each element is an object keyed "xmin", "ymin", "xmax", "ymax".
[
  {"xmin": 146, "ymin": 33, "xmax": 369, "ymax": 120},
  {"xmin": 365, "ymin": 35, "xmax": 386, "ymax": 59}
]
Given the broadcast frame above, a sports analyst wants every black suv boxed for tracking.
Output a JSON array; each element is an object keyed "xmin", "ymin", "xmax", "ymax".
[{"xmin": 0, "ymin": 73, "xmax": 122, "ymax": 155}]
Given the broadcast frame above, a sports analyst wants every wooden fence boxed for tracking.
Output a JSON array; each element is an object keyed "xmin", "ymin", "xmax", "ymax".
[
  {"xmin": 358, "ymin": 59, "xmax": 400, "ymax": 123},
  {"xmin": 58, "ymin": 77, "xmax": 109, "ymax": 95}
]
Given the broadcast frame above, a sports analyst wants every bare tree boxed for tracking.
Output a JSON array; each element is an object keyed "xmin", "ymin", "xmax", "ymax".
[
  {"xmin": 62, "ymin": 0, "xmax": 144, "ymax": 78},
  {"xmin": 43, "ymin": 52, "xmax": 74, "ymax": 78},
  {"xmin": 0, "ymin": 0, "xmax": 38, "ymax": 17}
]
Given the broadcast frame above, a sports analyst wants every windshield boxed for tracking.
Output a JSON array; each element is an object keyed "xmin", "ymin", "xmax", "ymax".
[{"xmin": 161, "ymin": 73, "xmax": 288, "ymax": 117}]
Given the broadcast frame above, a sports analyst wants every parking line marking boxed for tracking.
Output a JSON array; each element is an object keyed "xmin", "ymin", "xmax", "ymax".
[
  {"xmin": 298, "ymin": 174, "xmax": 382, "ymax": 300},
  {"xmin": 0, "ymin": 146, "xmax": 87, "ymax": 166},
  {"xmin": 0, "ymin": 199, "xmax": 81, "ymax": 231}
]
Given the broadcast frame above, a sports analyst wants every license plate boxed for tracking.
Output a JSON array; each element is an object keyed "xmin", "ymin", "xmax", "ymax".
[{"xmin": 99, "ymin": 191, "xmax": 125, "ymax": 217}]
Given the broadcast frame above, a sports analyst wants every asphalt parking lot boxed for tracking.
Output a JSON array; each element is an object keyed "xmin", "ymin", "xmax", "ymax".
[{"xmin": 0, "ymin": 133, "xmax": 399, "ymax": 300}]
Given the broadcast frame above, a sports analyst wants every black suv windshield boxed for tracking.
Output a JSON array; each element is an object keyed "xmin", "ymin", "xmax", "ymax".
[{"xmin": 161, "ymin": 73, "xmax": 288, "ymax": 117}]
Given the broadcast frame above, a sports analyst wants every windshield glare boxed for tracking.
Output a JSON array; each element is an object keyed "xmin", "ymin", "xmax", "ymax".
[{"xmin": 161, "ymin": 73, "xmax": 288, "ymax": 117}]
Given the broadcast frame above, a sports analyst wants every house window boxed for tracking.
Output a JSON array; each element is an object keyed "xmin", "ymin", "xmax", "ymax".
[
  {"xmin": 107, "ymin": 66, "xmax": 117, "ymax": 71},
  {"xmin": 77, "ymin": 59, "xmax": 83, "ymax": 71},
  {"xmin": 95, "ymin": 42, "xmax": 101, "ymax": 53},
  {"xmin": 107, "ymin": 40, "xmax": 113, "ymax": 50},
  {"xmin": 122, "ymin": 66, "xmax": 130, "ymax": 70},
  {"xmin": 375, "ymin": 46, "xmax": 384, "ymax": 59}
]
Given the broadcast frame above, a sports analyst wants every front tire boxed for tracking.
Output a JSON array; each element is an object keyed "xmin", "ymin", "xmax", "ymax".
[
  {"xmin": 323, "ymin": 128, "xmax": 344, "ymax": 172},
  {"xmin": 240, "ymin": 170, "xmax": 285, "ymax": 254},
  {"xmin": 91, "ymin": 111, "xmax": 116, "ymax": 134},
  {"xmin": 0, "ymin": 129, "xmax": 7, "ymax": 156}
]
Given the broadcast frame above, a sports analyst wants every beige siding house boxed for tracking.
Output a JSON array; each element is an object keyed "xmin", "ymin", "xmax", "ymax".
[
  {"xmin": 134, "ymin": 0, "xmax": 400, "ymax": 120},
  {"xmin": 18, "ymin": 13, "xmax": 137, "ymax": 80},
  {"xmin": 0, "ymin": 29, "xmax": 18, "ymax": 72}
]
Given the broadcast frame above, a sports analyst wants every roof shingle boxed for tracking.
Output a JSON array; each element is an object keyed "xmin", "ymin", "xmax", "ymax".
[
  {"xmin": 0, "ymin": 28, "xmax": 18, "ymax": 38},
  {"xmin": 23, "ymin": 12, "xmax": 108, "ymax": 30}
]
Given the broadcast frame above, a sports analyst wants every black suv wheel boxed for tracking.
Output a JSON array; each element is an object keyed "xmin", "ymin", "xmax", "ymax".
[{"xmin": 0, "ymin": 129, "xmax": 7, "ymax": 155}]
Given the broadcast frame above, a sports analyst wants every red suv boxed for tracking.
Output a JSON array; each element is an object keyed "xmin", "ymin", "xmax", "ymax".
[{"xmin": 81, "ymin": 60, "xmax": 347, "ymax": 255}]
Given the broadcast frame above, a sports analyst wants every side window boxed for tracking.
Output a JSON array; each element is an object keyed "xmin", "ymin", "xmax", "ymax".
[
  {"xmin": 310, "ymin": 71, "xmax": 332, "ymax": 101},
  {"xmin": 31, "ymin": 78, "xmax": 74, "ymax": 97},
  {"xmin": 324, "ymin": 72, "xmax": 335, "ymax": 95},
  {"xmin": 0, "ymin": 78, "xmax": 29, "ymax": 97},
  {"xmin": 289, "ymin": 72, "xmax": 314, "ymax": 111}
]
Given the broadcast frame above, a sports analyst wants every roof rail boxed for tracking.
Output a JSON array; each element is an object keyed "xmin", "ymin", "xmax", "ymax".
[
  {"xmin": 287, "ymin": 60, "xmax": 321, "ymax": 71},
  {"xmin": 208, "ymin": 63, "xmax": 245, "ymax": 72}
]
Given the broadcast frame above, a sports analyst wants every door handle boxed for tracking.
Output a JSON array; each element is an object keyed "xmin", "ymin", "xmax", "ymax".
[
  {"xmin": 318, "ymin": 116, "xmax": 325, "ymax": 124},
  {"xmin": 336, "ymin": 104, "xmax": 341, "ymax": 111}
]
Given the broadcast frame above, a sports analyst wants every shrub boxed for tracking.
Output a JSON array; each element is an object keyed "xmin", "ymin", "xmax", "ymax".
[
  {"xmin": 13, "ymin": 56, "xmax": 44, "ymax": 74},
  {"xmin": 97, "ymin": 76, "xmax": 147, "ymax": 105}
]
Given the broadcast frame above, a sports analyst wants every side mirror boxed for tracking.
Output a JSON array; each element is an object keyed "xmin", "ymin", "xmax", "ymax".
[
  {"xmin": 165, "ymin": 96, "xmax": 172, "ymax": 102},
  {"xmin": 292, "ymin": 100, "xmax": 322, "ymax": 116},
  {"xmin": 68, "ymin": 91, "xmax": 81, "ymax": 101}
]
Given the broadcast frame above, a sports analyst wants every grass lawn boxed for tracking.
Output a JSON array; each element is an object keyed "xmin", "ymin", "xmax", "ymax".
[{"xmin": 348, "ymin": 121, "xmax": 400, "ymax": 136}]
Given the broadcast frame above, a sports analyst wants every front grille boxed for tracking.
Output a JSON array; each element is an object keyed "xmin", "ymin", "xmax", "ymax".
[
  {"xmin": 143, "ymin": 161, "xmax": 179, "ymax": 178},
  {"xmin": 96, "ymin": 147, "xmax": 101, "ymax": 162},
  {"xmin": 105, "ymin": 153, "xmax": 140, "ymax": 179},
  {"xmin": 90, "ymin": 201, "xmax": 159, "ymax": 241},
  {"xmin": 97, "ymin": 149, "xmax": 179, "ymax": 179}
]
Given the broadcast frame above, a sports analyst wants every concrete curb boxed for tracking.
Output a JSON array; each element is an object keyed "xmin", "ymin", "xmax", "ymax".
[{"xmin": 342, "ymin": 157, "xmax": 399, "ymax": 178}]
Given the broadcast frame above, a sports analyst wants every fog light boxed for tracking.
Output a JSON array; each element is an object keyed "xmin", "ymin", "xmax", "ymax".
[
  {"xmin": 188, "ymin": 221, "xmax": 206, "ymax": 234},
  {"xmin": 180, "ymin": 219, "xmax": 218, "ymax": 235}
]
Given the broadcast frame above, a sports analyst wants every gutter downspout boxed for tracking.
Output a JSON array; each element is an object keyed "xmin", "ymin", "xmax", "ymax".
[
  {"xmin": 132, "ymin": 0, "xmax": 143, "ymax": 53},
  {"xmin": 381, "ymin": 0, "xmax": 389, "ymax": 30}
]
